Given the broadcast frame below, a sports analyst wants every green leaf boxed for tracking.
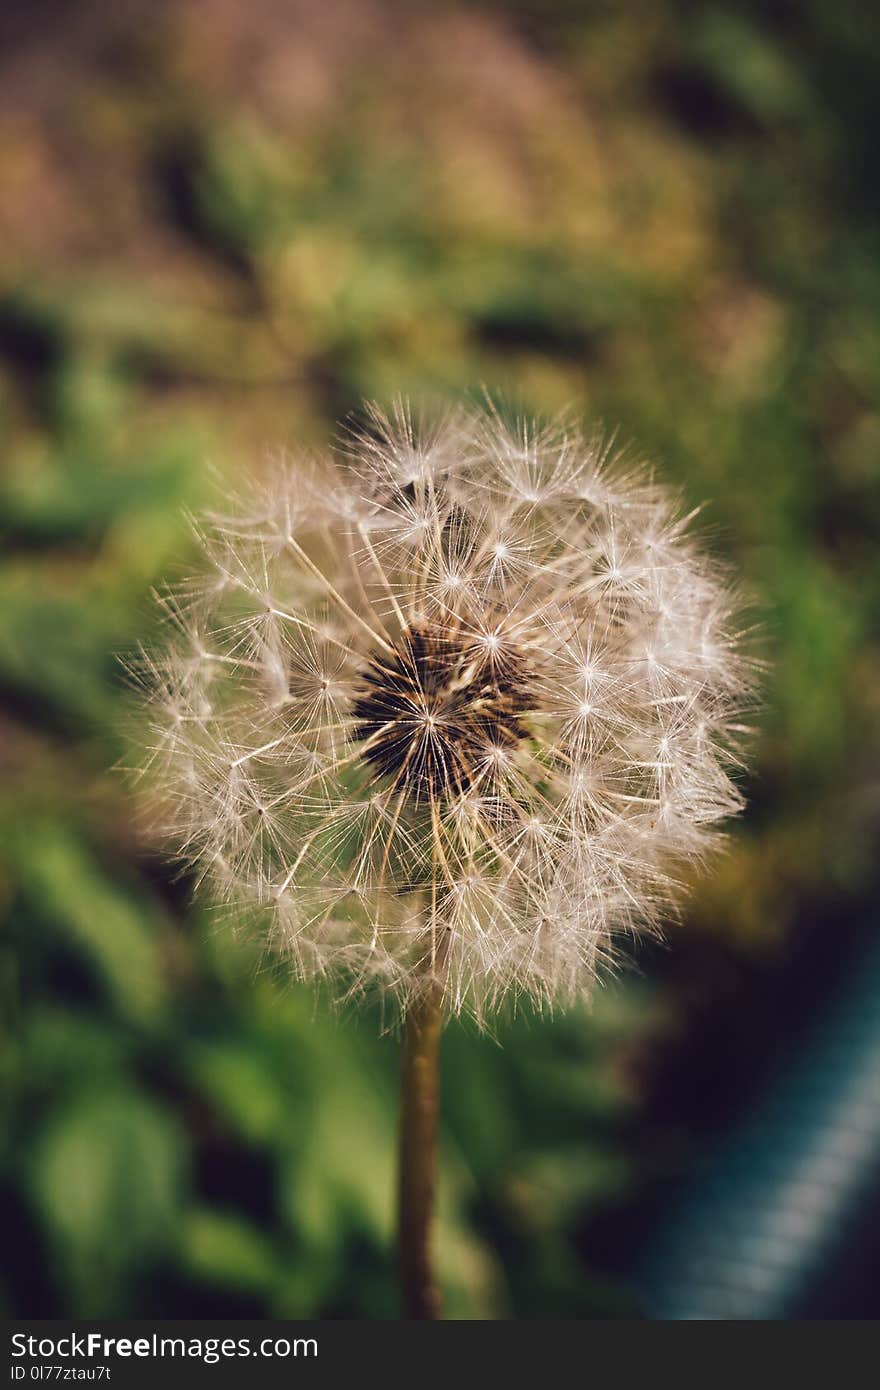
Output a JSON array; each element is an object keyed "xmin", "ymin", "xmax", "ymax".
[
  {"xmin": 281, "ymin": 1070, "xmax": 393, "ymax": 1247},
  {"xmin": 19, "ymin": 1008, "xmax": 130, "ymax": 1090},
  {"xmin": 15, "ymin": 824, "xmax": 166, "ymax": 1022},
  {"xmin": 178, "ymin": 1209, "xmax": 283, "ymax": 1295},
  {"xmin": 186, "ymin": 1038, "xmax": 289, "ymax": 1146},
  {"xmin": 30, "ymin": 1089, "xmax": 184, "ymax": 1274}
]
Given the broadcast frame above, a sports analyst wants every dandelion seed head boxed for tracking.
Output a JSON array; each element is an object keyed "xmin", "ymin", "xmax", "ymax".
[{"xmin": 139, "ymin": 401, "xmax": 757, "ymax": 1023}]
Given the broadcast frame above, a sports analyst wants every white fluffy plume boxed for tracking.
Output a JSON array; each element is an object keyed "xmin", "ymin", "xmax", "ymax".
[{"xmin": 137, "ymin": 401, "xmax": 755, "ymax": 1022}]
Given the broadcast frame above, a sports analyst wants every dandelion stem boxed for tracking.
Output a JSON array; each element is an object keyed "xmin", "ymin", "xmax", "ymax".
[{"xmin": 398, "ymin": 981, "xmax": 443, "ymax": 1319}]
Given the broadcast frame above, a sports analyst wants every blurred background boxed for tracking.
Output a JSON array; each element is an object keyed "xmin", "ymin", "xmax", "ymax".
[{"xmin": 2, "ymin": 0, "xmax": 879, "ymax": 1319}]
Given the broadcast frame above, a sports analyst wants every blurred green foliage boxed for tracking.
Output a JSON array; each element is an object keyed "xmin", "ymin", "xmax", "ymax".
[{"xmin": 1, "ymin": 0, "xmax": 879, "ymax": 1318}]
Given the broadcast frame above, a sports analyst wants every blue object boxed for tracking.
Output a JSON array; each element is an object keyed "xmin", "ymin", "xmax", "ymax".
[{"xmin": 639, "ymin": 937, "xmax": 880, "ymax": 1319}]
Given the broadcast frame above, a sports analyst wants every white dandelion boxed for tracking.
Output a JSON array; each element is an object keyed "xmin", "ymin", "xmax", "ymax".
[{"xmin": 138, "ymin": 399, "xmax": 754, "ymax": 1022}]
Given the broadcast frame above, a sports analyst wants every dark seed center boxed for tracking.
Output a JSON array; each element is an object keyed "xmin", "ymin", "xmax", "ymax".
[{"xmin": 351, "ymin": 622, "xmax": 531, "ymax": 800}]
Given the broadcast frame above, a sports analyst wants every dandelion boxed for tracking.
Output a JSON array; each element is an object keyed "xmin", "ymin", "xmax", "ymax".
[{"xmin": 137, "ymin": 399, "xmax": 755, "ymax": 1316}]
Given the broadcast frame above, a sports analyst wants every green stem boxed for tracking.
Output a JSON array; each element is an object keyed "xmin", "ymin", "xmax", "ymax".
[{"xmin": 397, "ymin": 984, "xmax": 443, "ymax": 1319}]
